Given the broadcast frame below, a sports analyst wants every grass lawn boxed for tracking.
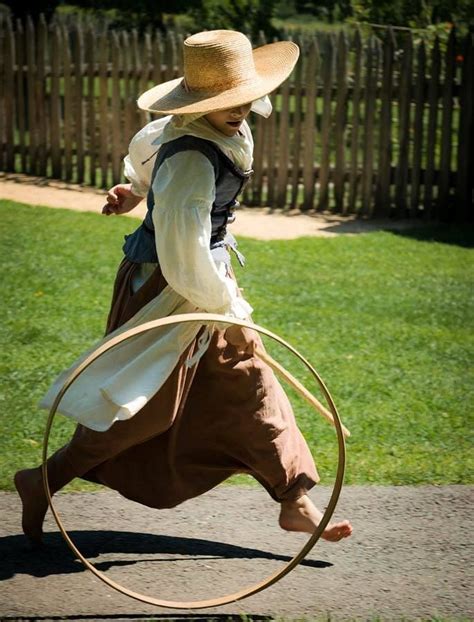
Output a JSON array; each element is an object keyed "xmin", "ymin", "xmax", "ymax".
[{"xmin": 1, "ymin": 200, "xmax": 473, "ymax": 491}]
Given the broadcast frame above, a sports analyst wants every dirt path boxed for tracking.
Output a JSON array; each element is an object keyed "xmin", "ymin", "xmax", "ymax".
[
  {"xmin": 1, "ymin": 485, "xmax": 472, "ymax": 620},
  {"xmin": 0, "ymin": 173, "xmax": 419, "ymax": 240}
]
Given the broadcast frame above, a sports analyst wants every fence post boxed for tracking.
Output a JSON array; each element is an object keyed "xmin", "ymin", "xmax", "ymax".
[
  {"xmin": 455, "ymin": 34, "xmax": 474, "ymax": 221},
  {"xmin": 74, "ymin": 22, "xmax": 85, "ymax": 183},
  {"xmin": 266, "ymin": 83, "xmax": 278, "ymax": 205},
  {"xmin": 37, "ymin": 15, "xmax": 47, "ymax": 176},
  {"xmin": 334, "ymin": 31, "xmax": 348, "ymax": 214},
  {"xmin": 164, "ymin": 31, "xmax": 176, "ymax": 82},
  {"xmin": 374, "ymin": 29, "xmax": 394, "ymax": 217},
  {"xmin": 4, "ymin": 18, "xmax": 15, "ymax": 171},
  {"xmin": 410, "ymin": 40, "xmax": 426, "ymax": 217},
  {"xmin": 15, "ymin": 19, "xmax": 26, "ymax": 172},
  {"xmin": 152, "ymin": 30, "xmax": 163, "ymax": 85},
  {"xmin": 423, "ymin": 37, "xmax": 441, "ymax": 219},
  {"xmin": 121, "ymin": 31, "xmax": 132, "ymax": 150},
  {"xmin": 436, "ymin": 28, "xmax": 456, "ymax": 220},
  {"xmin": 50, "ymin": 21, "xmax": 61, "ymax": 179},
  {"xmin": 0, "ymin": 21, "xmax": 5, "ymax": 171},
  {"xmin": 348, "ymin": 29, "xmax": 363, "ymax": 214},
  {"xmin": 317, "ymin": 35, "xmax": 334, "ymax": 211},
  {"xmin": 86, "ymin": 25, "xmax": 96, "ymax": 186},
  {"xmin": 275, "ymin": 44, "xmax": 291, "ymax": 208},
  {"xmin": 98, "ymin": 28, "xmax": 109, "ymax": 188},
  {"xmin": 111, "ymin": 30, "xmax": 122, "ymax": 185},
  {"xmin": 25, "ymin": 16, "xmax": 37, "ymax": 175},
  {"xmin": 62, "ymin": 25, "xmax": 73, "ymax": 181},
  {"xmin": 250, "ymin": 30, "xmax": 267, "ymax": 207},
  {"xmin": 289, "ymin": 33, "xmax": 304, "ymax": 209},
  {"xmin": 394, "ymin": 31, "xmax": 413, "ymax": 217},
  {"xmin": 361, "ymin": 37, "xmax": 378, "ymax": 217},
  {"xmin": 302, "ymin": 37, "xmax": 319, "ymax": 211},
  {"xmin": 138, "ymin": 31, "xmax": 151, "ymax": 128}
]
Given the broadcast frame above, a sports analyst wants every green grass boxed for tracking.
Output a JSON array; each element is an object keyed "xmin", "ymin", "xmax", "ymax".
[{"xmin": 1, "ymin": 200, "xmax": 473, "ymax": 491}]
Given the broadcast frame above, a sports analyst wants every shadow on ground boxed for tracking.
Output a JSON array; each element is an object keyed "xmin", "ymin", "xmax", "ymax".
[
  {"xmin": 0, "ymin": 530, "xmax": 331, "ymax": 580},
  {"xmin": 318, "ymin": 219, "xmax": 474, "ymax": 246}
]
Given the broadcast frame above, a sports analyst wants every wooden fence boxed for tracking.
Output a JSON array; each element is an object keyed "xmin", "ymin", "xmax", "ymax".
[{"xmin": 0, "ymin": 16, "xmax": 473, "ymax": 220}]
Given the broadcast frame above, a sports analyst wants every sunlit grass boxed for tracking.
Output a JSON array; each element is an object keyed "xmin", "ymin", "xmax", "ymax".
[{"xmin": 1, "ymin": 200, "xmax": 473, "ymax": 490}]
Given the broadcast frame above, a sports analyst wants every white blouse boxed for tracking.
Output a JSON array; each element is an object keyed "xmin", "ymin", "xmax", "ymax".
[{"xmin": 125, "ymin": 115, "xmax": 255, "ymax": 319}]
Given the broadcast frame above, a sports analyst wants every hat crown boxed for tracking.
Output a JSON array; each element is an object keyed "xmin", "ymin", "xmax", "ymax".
[{"xmin": 184, "ymin": 30, "xmax": 257, "ymax": 93}]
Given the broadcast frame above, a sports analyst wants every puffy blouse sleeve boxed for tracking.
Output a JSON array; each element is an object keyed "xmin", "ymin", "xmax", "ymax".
[
  {"xmin": 123, "ymin": 119, "xmax": 168, "ymax": 197},
  {"xmin": 151, "ymin": 150, "xmax": 253, "ymax": 319}
]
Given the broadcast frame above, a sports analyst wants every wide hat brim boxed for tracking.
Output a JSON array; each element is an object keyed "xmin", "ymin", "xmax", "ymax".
[{"xmin": 137, "ymin": 40, "xmax": 299, "ymax": 115}]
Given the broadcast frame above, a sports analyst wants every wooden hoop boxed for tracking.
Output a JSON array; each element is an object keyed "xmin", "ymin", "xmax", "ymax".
[{"xmin": 43, "ymin": 313, "xmax": 346, "ymax": 610}]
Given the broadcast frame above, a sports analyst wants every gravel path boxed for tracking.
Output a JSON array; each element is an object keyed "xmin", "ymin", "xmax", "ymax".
[
  {"xmin": 0, "ymin": 172, "xmax": 420, "ymax": 240},
  {"xmin": 1, "ymin": 485, "xmax": 472, "ymax": 621}
]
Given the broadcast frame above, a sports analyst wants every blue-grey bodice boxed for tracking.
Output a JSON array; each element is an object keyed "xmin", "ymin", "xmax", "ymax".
[{"xmin": 122, "ymin": 135, "xmax": 252, "ymax": 265}]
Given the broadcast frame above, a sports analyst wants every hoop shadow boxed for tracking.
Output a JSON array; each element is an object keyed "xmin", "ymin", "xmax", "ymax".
[{"xmin": 1, "ymin": 529, "xmax": 332, "ymax": 580}]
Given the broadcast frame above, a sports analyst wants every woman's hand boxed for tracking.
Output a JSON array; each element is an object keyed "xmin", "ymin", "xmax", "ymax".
[{"xmin": 102, "ymin": 183, "xmax": 143, "ymax": 215}]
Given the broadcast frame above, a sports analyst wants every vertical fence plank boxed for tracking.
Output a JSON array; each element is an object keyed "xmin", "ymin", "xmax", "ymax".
[
  {"xmin": 334, "ymin": 32, "xmax": 348, "ymax": 213},
  {"xmin": 86, "ymin": 25, "xmax": 96, "ymax": 186},
  {"xmin": 36, "ymin": 15, "xmax": 47, "ymax": 176},
  {"xmin": 410, "ymin": 40, "xmax": 425, "ymax": 217},
  {"xmin": 26, "ymin": 16, "xmax": 37, "ymax": 174},
  {"xmin": 361, "ymin": 37, "xmax": 378, "ymax": 217},
  {"xmin": 15, "ymin": 20, "xmax": 26, "ymax": 171},
  {"xmin": 437, "ymin": 28, "xmax": 455, "ymax": 220},
  {"xmin": 130, "ymin": 29, "xmax": 141, "ymax": 136},
  {"xmin": 116, "ymin": 33, "xmax": 126, "ymax": 158},
  {"xmin": 275, "ymin": 56, "xmax": 291, "ymax": 208},
  {"xmin": 98, "ymin": 29, "xmax": 109, "ymax": 187},
  {"xmin": 138, "ymin": 32, "xmax": 151, "ymax": 128},
  {"xmin": 317, "ymin": 36, "xmax": 334, "ymax": 211},
  {"xmin": 175, "ymin": 31, "xmax": 184, "ymax": 74},
  {"xmin": 423, "ymin": 37, "xmax": 440, "ymax": 219},
  {"xmin": 302, "ymin": 37, "xmax": 318, "ymax": 211},
  {"xmin": 121, "ymin": 31, "xmax": 132, "ymax": 150},
  {"xmin": 374, "ymin": 29, "xmax": 395, "ymax": 217},
  {"xmin": 62, "ymin": 26, "xmax": 73, "ymax": 181},
  {"xmin": 394, "ymin": 32, "xmax": 413, "ymax": 217},
  {"xmin": 455, "ymin": 34, "xmax": 474, "ymax": 220},
  {"xmin": 289, "ymin": 34, "xmax": 304, "ymax": 209},
  {"xmin": 164, "ymin": 31, "xmax": 176, "ymax": 82},
  {"xmin": 152, "ymin": 30, "xmax": 163, "ymax": 85},
  {"xmin": 266, "ymin": 88, "xmax": 278, "ymax": 206},
  {"xmin": 4, "ymin": 19, "xmax": 15, "ymax": 171},
  {"xmin": 110, "ymin": 31, "xmax": 121, "ymax": 185},
  {"xmin": 50, "ymin": 22, "xmax": 61, "ymax": 178},
  {"xmin": 348, "ymin": 29, "xmax": 363, "ymax": 214},
  {"xmin": 0, "ymin": 22, "xmax": 5, "ymax": 171},
  {"xmin": 250, "ymin": 31, "xmax": 267, "ymax": 206},
  {"xmin": 74, "ymin": 22, "xmax": 84, "ymax": 183},
  {"xmin": 250, "ymin": 111, "xmax": 265, "ymax": 205}
]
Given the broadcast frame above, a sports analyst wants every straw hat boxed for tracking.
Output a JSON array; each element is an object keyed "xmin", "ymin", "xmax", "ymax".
[{"xmin": 137, "ymin": 30, "xmax": 299, "ymax": 115}]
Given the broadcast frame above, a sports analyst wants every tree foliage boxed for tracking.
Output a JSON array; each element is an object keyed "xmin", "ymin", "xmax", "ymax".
[
  {"xmin": 3, "ymin": 0, "xmax": 60, "ymax": 20},
  {"xmin": 350, "ymin": 0, "xmax": 474, "ymax": 27},
  {"xmin": 191, "ymin": 0, "xmax": 279, "ymax": 38}
]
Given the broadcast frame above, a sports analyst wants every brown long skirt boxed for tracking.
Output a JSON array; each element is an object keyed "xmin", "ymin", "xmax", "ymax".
[{"xmin": 62, "ymin": 259, "xmax": 319, "ymax": 509}]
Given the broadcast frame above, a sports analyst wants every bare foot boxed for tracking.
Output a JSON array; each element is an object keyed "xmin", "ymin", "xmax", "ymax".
[
  {"xmin": 14, "ymin": 468, "xmax": 49, "ymax": 545},
  {"xmin": 279, "ymin": 494, "xmax": 353, "ymax": 541}
]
